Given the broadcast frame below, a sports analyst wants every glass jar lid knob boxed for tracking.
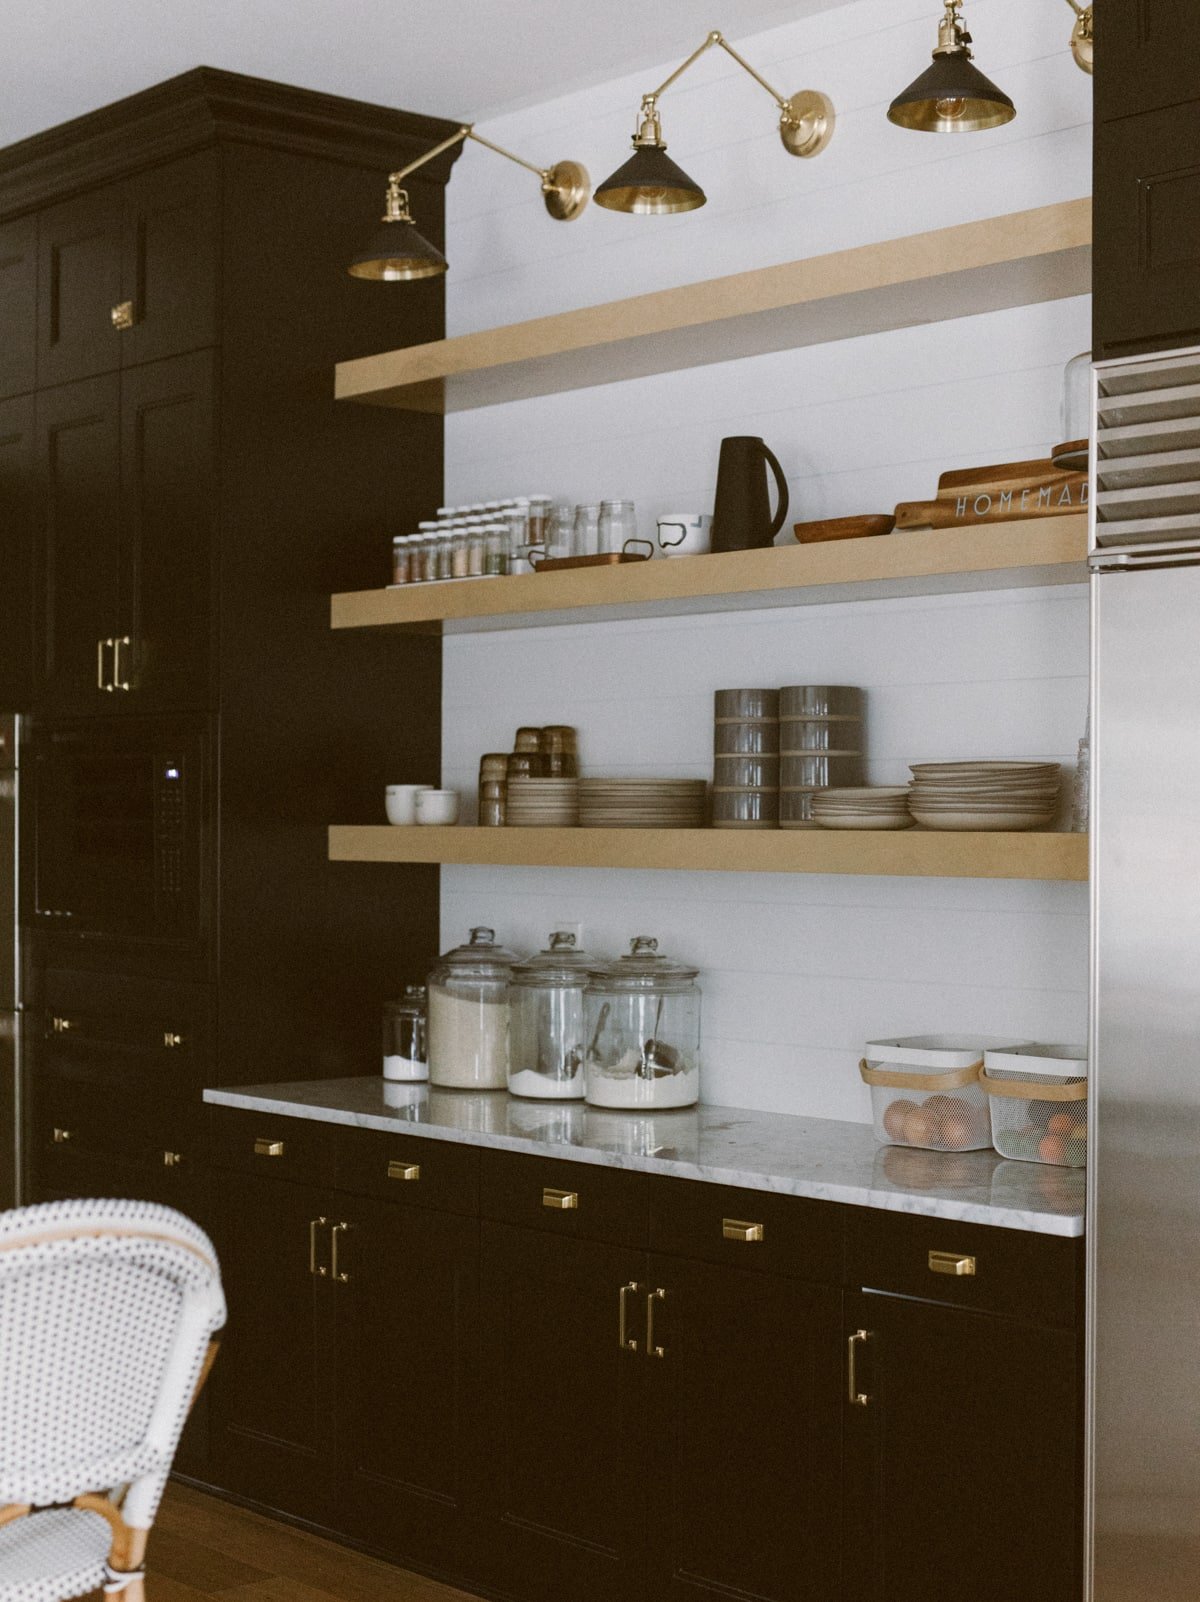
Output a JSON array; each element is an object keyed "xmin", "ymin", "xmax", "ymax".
[
  {"xmin": 630, "ymin": 936, "xmax": 658, "ymax": 956},
  {"xmin": 470, "ymin": 926, "xmax": 495, "ymax": 945}
]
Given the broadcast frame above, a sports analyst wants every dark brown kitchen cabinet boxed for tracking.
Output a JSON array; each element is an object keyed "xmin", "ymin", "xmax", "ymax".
[
  {"xmin": 1094, "ymin": 0, "xmax": 1200, "ymax": 123},
  {"xmin": 0, "ymin": 394, "xmax": 34, "ymax": 708},
  {"xmin": 0, "ymin": 214, "xmax": 37, "ymax": 399},
  {"xmin": 36, "ymin": 186, "xmax": 124, "ymax": 389}
]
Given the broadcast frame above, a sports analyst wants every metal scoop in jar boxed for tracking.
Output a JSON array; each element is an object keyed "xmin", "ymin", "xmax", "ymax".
[{"xmin": 640, "ymin": 995, "xmax": 681, "ymax": 1078}]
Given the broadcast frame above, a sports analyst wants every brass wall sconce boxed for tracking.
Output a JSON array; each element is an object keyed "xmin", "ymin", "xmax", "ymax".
[
  {"xmin": 349, "ymin": 125, "xmax": 590, "ymax": 281},
  {"xmin": 1064, "ymin": 0, "xmax": 1094, "ymax": 74},
  {"xmin": 594, "ymin": 29, "xmax": 835, "ymax": 216},
  {"xmin": 888, "ymin": 0, "xmax": 1015, "ymax": 133}
]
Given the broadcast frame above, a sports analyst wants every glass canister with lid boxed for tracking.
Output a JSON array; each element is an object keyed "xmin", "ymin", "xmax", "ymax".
[
  {"xmin": 383, "ymin": 985, "xmax": 428, "ymax": 1081},
  {"xmin": 584, "ymin": 937, "xmax": 701, "ymax": 1109},
  {"xmin": 508, "ymin": 931, "xmax": 599, "ymax": 1100},
  {"xmin": 427, "ymin": 927, "xmax": 519, "ymax": 1090}
]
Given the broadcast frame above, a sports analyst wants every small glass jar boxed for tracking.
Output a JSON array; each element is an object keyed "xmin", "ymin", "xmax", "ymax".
[
  {"xmin": 467, "ymin": 528, "xmax": 486, "ymax": 577},
  {"xmin": 383, "ymin": 986, "xmax": 428, "ymax": 1081},
  {"xmin": 508, "ymin": 931, "xmax": 599, "ymax": 1100},
  {"xmin": 546, "ymin": 504, "xmax": 575, "ymax": 561},
  {"xmin": 598, "ymin": 500, "xmax": 639, "ymax": 556},
  {"xmin": 573, "ymin": 503, "xmax": 601, "ymax": 557},
  {"xmin": 505, "ymin": 502, "xmax": 531, "ymax": 573},
  {"xmin": 584, "ymin": 937, "xmax": 701, "ymax": 1110},
  {"xmin": 485, "ymin": 525, "xmax": 508, "ymax": 576},
  {"xmin": 427, "ymin": 927, "xmax": 519, "ymax": 1090},
  {"xmin": 391, "ymin": 535, "xmax": 412, "ymax": 586},
  {"xmin": 436, "ymin": 532, "xmax": 455, "ymax": 582},
  {"xmin": 527, "ymin": 496, "xmax": 552, "ymax": 548},
  {"xmin": 451, "ymin": 530, "xmax": 471, "ymax": 579}
]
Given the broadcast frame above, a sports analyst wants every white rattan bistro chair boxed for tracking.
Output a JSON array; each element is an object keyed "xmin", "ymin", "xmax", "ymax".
[{"xmin": 0, "ymin": 1199, "xmax": 225, "ymax": 1601}]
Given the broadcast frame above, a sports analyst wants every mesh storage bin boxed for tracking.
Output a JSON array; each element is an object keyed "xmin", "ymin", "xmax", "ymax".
[
  {"xmin": 861, "ymin": 1035, "xmax": 1030, "ymax": 1152},
  {"xmin": 981, "ymin": 1043, "xmax": 1088, "ymax": 1167}
]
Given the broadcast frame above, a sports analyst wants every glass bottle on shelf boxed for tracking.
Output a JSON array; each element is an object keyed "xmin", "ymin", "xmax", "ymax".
[
  {"xmin": 508, "ymin": 931, "xmax": 600, "ymax": 1100},
  {"xmin": 484, "ymin": 525, "xmax": 508, "ymax": 576},
  {"xmin": 427, "ymin": 927, "xmax": 520, "ymax": 1090},
  {"xmin": 391, "ymin": 535, "xmax": 412, "ymax": 586},
  {"xmin": 545, "ymin": 504, "xmax": 575, "ymax": 562},
  {"xmin": 598, "ymin": 500, "xmax": 639, "ymax": 556},
  {"xmin": 573, "ymin": 504, "xmax": 601, "ymax": 557},
  {"xmin": 383, "ymin": 986, "xmax": 428, "ymax": 1081}
]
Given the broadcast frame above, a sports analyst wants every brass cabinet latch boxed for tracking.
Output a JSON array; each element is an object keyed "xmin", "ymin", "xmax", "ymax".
[
  {"xmin": 253, "ymin": 1138, "xmax": 285, "ymax": 1158},
  {"xmin": 111, "ymin": 301, "xmax": 135, "ymax": 330},
  {"xmin": 928, "ymin": 1250, "xmax": 977, "ymax": 1277},
  {"xmin": 51, "ymin": 1016, "xmax": 74, "ymax": 1034},
  {"xmin": 387, "ymin": 1160, "xmax": 420, "ymax": 1182},
  {"xmin": 542, "ymin": 1187, "xmax": 579, "ymax": 1210},
  {"xmin": 722, "ymin": 1218, "xmax": 764, "ymax": 1243}
]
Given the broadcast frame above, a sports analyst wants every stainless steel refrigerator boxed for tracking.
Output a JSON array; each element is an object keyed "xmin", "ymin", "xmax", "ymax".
[
  {"xmin": 1088, "ymin": 347, "xmax": 1200, "ymax": 1598},
  {"xmin": 1, "ymin": 714, "xmax": 21, "ymax": 1209}
]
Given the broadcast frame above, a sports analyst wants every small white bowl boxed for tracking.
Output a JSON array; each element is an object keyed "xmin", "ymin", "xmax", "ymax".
[
  {"xmin": 386, "ymin": 784, "xmax": 434, "ymax": 826},
  {"xmin": 415, "ymin": 788, "xmax": 460, "ymax": 826}
]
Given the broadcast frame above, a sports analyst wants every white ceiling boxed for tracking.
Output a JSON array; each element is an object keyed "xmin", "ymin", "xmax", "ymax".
[{"xmin": 1, "ymin": 0, "xmax": 862, "ymax": 148}]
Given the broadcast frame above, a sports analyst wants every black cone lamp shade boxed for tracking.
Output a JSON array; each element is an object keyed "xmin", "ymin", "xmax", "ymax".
[
  {"xmin": 888, "ymin": 48, "xmax": 1015, "ymax": 132},
  {"xmin": 348, "ymin": 186, "xmax": 448, "ymax": 281},
  {"xmin": 594, "ymin": 141, "xmax": 706, "ymax": 215}
]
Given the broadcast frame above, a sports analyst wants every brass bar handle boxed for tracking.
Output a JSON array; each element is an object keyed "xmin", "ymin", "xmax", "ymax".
[
  {"xmin": 646, "ymin": 1287, "xmax": 667, "ymax": 1359},
  {"xmin": 542, "ymin": 1187, "xmax": 579, "ymax": 1210},
  {"xmin": 162, "ymin": 1150, "xmax": 184, "ymax": 1168},
  {"xmin": 97, "ymin": 638, "xmax": 110, "ymax": 692},
  {"xmin": 722, "ymin": 1218, "xmax": 764, "ymax": 1243},
  {"xmin": 52, "ymin": 1128, "xmax": 73, "ymax": 1145},
  {"xmin": 162, "ymin": 1032, "xmax": 184, "ymax": 1049},
  {"xmin": 618, "ymin": 1280, "xmax": 642, "ymax": 1353},
  {"xmin": 928, "ymin": 1251, "xmax": 977, "ymax": 1277},
  {"xmin": 387, "ymin": 1160, "xmax": 421, "ymax": 1182},
  {"xmin": 848, "ymin": 1329, "xmax": 871, "ymax": 1407},
  {"xmin": 113, "ymin": 636, "xmax": 132, "ymax": 692},
  {"xmin": 331, "ymin": 1221, "xmax": 352, "ymax": 1284},
  {"xmin": 253, "ymin": 1138, "xmax": 285, "ymax": 1158},
  {"xmin": 309, "ymin": 1216, "xmax": 328, "ymax": 1278}
]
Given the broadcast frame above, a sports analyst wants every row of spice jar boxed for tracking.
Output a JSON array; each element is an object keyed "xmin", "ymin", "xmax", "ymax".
[
  {"xmin": 384, "ymin": 928, "xmax": 701, "ymax": 1108},
  {"xmin": 390, "ymin": 497, "xmax": 642, "ymax": 585}
]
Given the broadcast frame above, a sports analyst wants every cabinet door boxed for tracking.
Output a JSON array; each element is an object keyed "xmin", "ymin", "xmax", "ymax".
[
  {"xmin": 334, "ymin": 1198, "xmax": 482, "ymax": 1578},
  {"xmin": 118, "ymin": 152, "xmax": 219, "ymax": 369},
  {"xmin": 37, "ymin": 187, "xmax": 124, "ymax": 388},
  {"xmin": 0, "ymin": 215, "xmax": 37, "ymax": 399},
  {"xmin": 842, "ymin": 1292, "xmax": 1081, "ymax": 1602},
  {"xmin": 118, "ymin": 352, "xmax": 216, "ymax": 710},
  {"xmin": 208, "ymin": 1171, "xmax": 335, "ymax": 1524},
  {"xmin": 644, "ymin": 1256, "xmax": 842, "ymax": 1602},
  {"xmin": 33, "ymin": 375, "xmax": 121, "ymax": 714},
  {"xmin": 1095, "ymin": 0, "xmax": 1200, "ymax": 122},
  {"xmin": 478, "ymin": 1221, "xmax": 648, "ymax": 1602},
  {"xmin": 0, "ymin": 395, "xmax": 34, "ymax": 709}
]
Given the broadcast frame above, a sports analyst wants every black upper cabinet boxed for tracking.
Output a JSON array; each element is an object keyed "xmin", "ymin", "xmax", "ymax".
[
  {"xmin": 1095, "ymin": 0, "xmax": 1200, "ymax": 122},
  {"xmin": 36, "ymin": 187, "xmax": 125, "ymax": 389},
  {"xmin": 0, "ymin": 394, "xmax": 34, "ymax": 708},
  {"xmin": 0, "ymin": 215, "xmax": 37, "ymax": 399}
]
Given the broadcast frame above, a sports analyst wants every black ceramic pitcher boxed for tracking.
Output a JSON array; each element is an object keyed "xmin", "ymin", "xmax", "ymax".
[{"xmin": 711, "ymin": 436, "xmax": 790, "ymax": 552}]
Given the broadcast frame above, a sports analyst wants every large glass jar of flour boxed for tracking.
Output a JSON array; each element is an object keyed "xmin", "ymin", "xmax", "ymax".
[
  {"xmin": 584, "ymin": 937, "xmax": 701, "ymax": 1110},
  {"xmin": 427, "ymin": 927, "xmax": 519, "ymax": 1090},
  {"xmin": 508, "ymin": 931, "xmax": 599, "ymax": 1100}
]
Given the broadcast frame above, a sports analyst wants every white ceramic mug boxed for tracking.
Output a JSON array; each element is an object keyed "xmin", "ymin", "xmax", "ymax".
[
  {"xmin": 386, "ymin": 784, "xmax": 434, "ymax": 826},
  {"xmin": 415, "ymin": 788, "xmax": 461, "ymax": 826},
  {"xmin": 656, "ymin": 513, "xmax": 712, "ymax": 558}
]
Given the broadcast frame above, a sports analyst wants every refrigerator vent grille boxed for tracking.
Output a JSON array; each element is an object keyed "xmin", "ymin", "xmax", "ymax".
[{"xmin": 1095, "ymin": 350, "xmax": 1200, "ymax": 546}]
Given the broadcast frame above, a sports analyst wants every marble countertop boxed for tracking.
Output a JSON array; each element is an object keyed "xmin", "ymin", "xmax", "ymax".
[{"xmin": 204, "ymin": 1077, "xmax": 1085, "ymax": 1238}]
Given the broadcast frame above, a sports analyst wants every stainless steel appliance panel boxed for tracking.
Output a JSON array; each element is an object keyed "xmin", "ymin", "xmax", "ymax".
[{"xmin": 1090, "ymin": 558, "xmax": 1200, "ymax": 1598}]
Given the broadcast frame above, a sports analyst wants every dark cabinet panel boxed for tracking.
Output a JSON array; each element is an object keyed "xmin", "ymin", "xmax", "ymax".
[
  {"xmin": 118, "ymin": 152, "xmax": 219, "ymax": 368},
  {"xmin": 118, "ymin": 351, "xmax": 216, "ymax": 709},
  {"xmin": 1095, "ymin": 0, "xmax": 1200, "ymax": 122},
  {"xmin": 33, "ymin": 374, "xmax": 121, "ymax": 713},
  {"xmin": 0, "ymin": 395, "xmax": 35, "ymax": 709},
  {"xmin": 334, "ymin": 1198, "xmax": 482, "ymax": 1576},
  {"xmin": 646, "ymin": 1255, "xmax": 842, "ymax": 1602},
  {"xmin": 0, "ymin": 215, "xmax": 37, "ymax": 399},
  {"xmin": 37, "ymin": 187, "xmax": 124, "ymax": 388},
  {"xmin": 841, "ymin": 1292, "xmax": 1081, "ymax": 1602},
  {"xmin": 1095, "ymin": 103, "xmax": 1200, "ymax": 357},
  {"xmin": 478, "ymin": 1221, "xmax": 648, "ymax": 1602}
]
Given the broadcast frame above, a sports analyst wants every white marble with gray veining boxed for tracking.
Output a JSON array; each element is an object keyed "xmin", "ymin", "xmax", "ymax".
[{"xmin": 203, "ymin": 1077, "xmax": 1084, "ymax": 1237}]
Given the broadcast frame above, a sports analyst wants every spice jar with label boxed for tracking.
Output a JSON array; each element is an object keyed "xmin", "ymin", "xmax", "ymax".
[
  {"xmin": 383, "ymin": 986, "xmax": 428, "ymax": 1081},
  {"xmin": 584, "ymin": 937, "xmax": 701, "ymax": 1109},
  {"xmin": 508, "ymin": 931, "xmax": 599, "ymax": 1100},
  {"xmin": 427, "ymin": 927, "xmax": 519, "ymax": 1090}
]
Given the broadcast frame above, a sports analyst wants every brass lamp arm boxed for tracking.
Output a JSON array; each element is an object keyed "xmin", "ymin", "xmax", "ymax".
[
  {"xmin": 386, "ymin": 125, "xmax": 587, "ymax": 215},
  {"xmin": 645, "ymin": 29, "xmax": 791, "ymax": 118}
]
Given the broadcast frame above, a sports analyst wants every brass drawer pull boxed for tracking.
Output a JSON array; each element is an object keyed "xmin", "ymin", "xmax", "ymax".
[
  {"xmin": 723, "ymin": 1218, "xmax": 764, "ymax": 1243},
  {"xmin": 253, "ymin": 1138, "xmax": 285, "ymax": 1158},
  {"xmin": 331, "ymin": 1221, "xmax": 352, "ymax": 1284},
  {"xmin": 929, "ymin": 1251, "xmax": 977, "ymax": 1277},
  {"xmin": 387, "ymin": 1160, "xmax": 421, "ymax": 1182},
  {"xmin": 646, "ymin": 1287, "xmax": 667, "ymax": 1359},
  {"xmin": 309, "ymin": 1216, "xmax": 328, "ymax": 1278},
  {"xmin": 113, "ymin": 637, "xmax": 132, "ymax": 692},
  {"xmin": 51, "ymin": 1016, "xmax": 74, "ymax": 1034},
  {"xmin": 618, "ymin": 1280, "xmax": 642, "ymax": 1353},
  {"xmin": 111, "ymin": 300, "xmax": 134, "ymax": 330},
  {"xmin": 848, "ymin": 1328, "xmax": 871, "ymax": 1407},
  {"xmin": 163, "ymin": 1032, "xmax": 184, "ymax": 1049},
  {"xmin": 542, "ymin": 1187, "xmax": 578, "ymax": 1210},
  {"xmin": 52, "ymin": 1128, "xmax": 73, "ymax": 1145},
  {"xmin": 162, "ymin": 1151, "xmax": 184, "ymax": 1168}
]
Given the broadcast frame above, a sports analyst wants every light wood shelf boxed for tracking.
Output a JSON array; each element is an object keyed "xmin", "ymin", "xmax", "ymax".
[
  {"xmin": 335, "ymin": 199, "xmax": 1091, "ymax": 414},
  {"xmin": 331, "ymin": 517, "xmax": 1087, "ymax": 636},
  {"xmin": 329, "ymin": 826, "xmax": 1087, "ymax": 882}
]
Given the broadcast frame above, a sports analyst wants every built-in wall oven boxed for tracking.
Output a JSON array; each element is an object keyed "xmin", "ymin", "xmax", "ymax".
[{"xmin": 27, "ymin": 715, "xmax": 214, "ymax": 976}]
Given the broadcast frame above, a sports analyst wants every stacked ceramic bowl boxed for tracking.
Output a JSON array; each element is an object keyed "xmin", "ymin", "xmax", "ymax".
[
  {"xmin": 506, "ymin": 777, "xmax": 580, "ymax": 827},
  {"xmin": 712, "ymin": 689, "xmax": 779, "ymax": 828},
  {"xmin": 811, "ymin": 787, "xmax": 913, "ymax": 829},
  {"xmin": 780, "ymin": 686, "xmax": 865, "ymax": 827},
  {"xmin": 579, "ymin": 778, "xmax": 707, "ymax": 828},
  {"xmin": 907, "ymin": 761, "xmax": 1061, "ymax": 831}
]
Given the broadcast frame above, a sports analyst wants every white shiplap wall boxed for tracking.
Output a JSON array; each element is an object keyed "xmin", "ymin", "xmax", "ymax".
[{"xmin": 437, "ymin": 0, "xmax": 1092, "ymax": 1124}]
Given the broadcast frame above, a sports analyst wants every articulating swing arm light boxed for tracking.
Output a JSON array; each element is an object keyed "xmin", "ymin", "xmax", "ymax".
[
  {"xmin": 1063, "ymin": 0, "xmax": 1094, "ymax": 74},
  {"xmin": 888, "ymin": 0, "xmax": 1016, "ymax": 134},
  {"xmin": 349, "ymin": 124, "xmax": 589, "ymax": 282},
  {"xmin": 594, "ymin": 29, "xmax": 835, "ymax": 215}
]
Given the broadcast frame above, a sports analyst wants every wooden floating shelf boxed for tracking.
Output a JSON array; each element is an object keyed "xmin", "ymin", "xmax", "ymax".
[
  {"xmin": 335, "ymin": 200, "xmax": 1091, "ymax": 414},
  {"xmin": 329, "ymin": 826, "xmax": 1088, "ymax": 882},
  {"xmin": 331, "ymin": 517, "xmax": 1088, "ymax": 636}
]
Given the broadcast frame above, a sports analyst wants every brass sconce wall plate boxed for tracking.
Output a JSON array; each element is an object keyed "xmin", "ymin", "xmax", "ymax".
[
  {"xmin": 543, "ymin": 159, "xmax": 591, "ymax": 221},
  {"xmin": 779, "ymin": 90, "xmax": 836, "ymax": 158}
]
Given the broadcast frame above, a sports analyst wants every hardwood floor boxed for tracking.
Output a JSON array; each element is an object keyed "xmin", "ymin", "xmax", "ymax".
[{"xmin": 82, "ymin": 1482, "xmax": 484, "ymax": 1602}]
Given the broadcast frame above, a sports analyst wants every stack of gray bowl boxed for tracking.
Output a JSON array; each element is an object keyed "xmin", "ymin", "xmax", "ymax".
[
  {"xmin": 780, "ymin": 686, "xmax": 865, "ymax": 827},
  {"xmin": 712, "ymin": 688, "xmax": 779, "ymax": 828}
]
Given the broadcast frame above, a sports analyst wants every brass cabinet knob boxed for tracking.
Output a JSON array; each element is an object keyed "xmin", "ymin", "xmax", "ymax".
[
  {"xmin": 386, "ymin": 1160, "xmax": 421, "ymax": 1182},
  {"xmin": 928, "ymin": 1250, "xmax": 977, "ymax": 1277},
  {"xmin": 163, "ymin": 1032, "xmax": 184, "ymax": 1049},
  {"xmin": 542, "ymin": 1187, "xmax": 579, "ymax": 1210},
  {"xmin": 162, "ymin": 1150, "xmax": 185, "ymax": 1168},
  {"xmin": 111, "ymin": 300, "xmax": 134, "ymax": 330},
  {"xmin": 51, "ymin": 1016, "xmax": 74, "ymax": 1034},
  {"xmin": 253, "ymin": 1137, "xmax": 285, "ymax": 1158},
  {"xmin": 722, "ymin": 1218, "xmax": 764, "ymax": 1243},
  {"xmin": 52, "ymin": 1127, "xmax": 73, "ymax": 1144}
]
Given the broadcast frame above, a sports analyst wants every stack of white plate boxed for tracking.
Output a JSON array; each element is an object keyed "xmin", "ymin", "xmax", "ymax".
[
  {"xmin": 811, "ymin": 787, "xmax": 913, "ymax": 830},
  {"xmin": 579, "ymin": 778, "xmax": 707, "ymax": 829},
  {"xmin": 908, "ymin": 762, "xmax": 1060, "ymax": 831},
  {"xmin": 506, "ymin": 778, "xmax": 580, "ymax": 827}
]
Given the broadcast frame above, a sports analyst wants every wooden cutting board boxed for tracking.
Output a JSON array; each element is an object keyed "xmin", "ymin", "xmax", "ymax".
[
  {"xmin": 895, "ymin": 456, "xmax": 1088, "ymax": 530},
  {"xmin": 793, "ymin": 514, "xmax": 895, "ymax": 543}
]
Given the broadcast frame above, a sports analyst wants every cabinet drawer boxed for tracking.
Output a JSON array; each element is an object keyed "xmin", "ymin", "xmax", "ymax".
[
  {"xmin": 38, "ymin": 969, "xmax": 213, "ymax": 1094},
  {"xmin": 334, "ymin": 1127, "xmax": 479, "ymax": 1215},
  {"xmin": 845, "ymin": 1208, "xmax": 1082, "ymax": 1328},
  {"xmin": 480, "ymin": 1148, "xmax": 649, "ymax": 1247},
  {"xmin": 649, "ymin": 1175, "xmax": 844, "ymax": 1283},
  {"xmin": 31, "ymin": 1070, "xmax": 206, "ymax": 1177},
  {"xmin": 208, "ymin": 1106, "xmax": 334, "ymax": 1188}
]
